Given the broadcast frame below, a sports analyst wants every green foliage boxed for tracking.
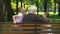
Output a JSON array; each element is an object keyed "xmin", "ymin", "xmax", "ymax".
[
  {"xmin": 11, "ymin": 0, "xmax": 16, "ymax": 3},
  {"xmin": 8, "ymin": 0, "xmax": 60, "ymax": 22}
]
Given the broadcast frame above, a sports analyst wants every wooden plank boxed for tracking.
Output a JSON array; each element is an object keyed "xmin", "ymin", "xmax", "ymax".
[
  {"xmin": 2, "ymin": 27, "xmax": 41, "ymax": 31},
  {"xmin": 2, "ymin": 24, "xmax": 60, "ymax": 31},
  {"xmin": 2, "ymin": 30, "xmax": 60, "ymax": 33},
  {"xmin": 2, "ymin": 23, "xmax": 60, "ymax": 34},
  {"xmin": 52, "ymin": 26, "xmax": 60, "ymax": 28}
]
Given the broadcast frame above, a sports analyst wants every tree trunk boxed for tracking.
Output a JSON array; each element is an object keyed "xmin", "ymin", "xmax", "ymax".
[
  {"xmin": 36, "ymin": 1, "xmax": 39, "ymax": 15},
  {"xmin": 0, "ymin": 0, "xmax": 4, "ymax": 22},
  {"xmin": 0, "ymin": 0, "xmax": 4, "ymax": 34},
  {"xmin": 4, "ymin": 0, "xmax": 14, "ymax": 22},
  {"xmin": 20, "ymin": 0, "xmax": 23, "ymax": 8},
  {"xmin": 54, "ymin": 0, "xmax": 56, "ymax": 14},
  {"xmin": 44, "ymin": 0, "xmax": 47, "ymax": 12},
  {"xmin": 24, "ymin": 4, "xmax": 25, "ymax": 8},
  {"xmin": 16, "ymin": 0, "xmax": 18, "ymax": 14},
  {"xmin": 58, "ymin": 0, "xmax": 60, "ymax": 16}
]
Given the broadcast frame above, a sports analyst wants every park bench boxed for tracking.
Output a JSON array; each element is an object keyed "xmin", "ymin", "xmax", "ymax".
[{"xmin": 2, "ymin": 23, "xmax": 60, "ymax": 34}]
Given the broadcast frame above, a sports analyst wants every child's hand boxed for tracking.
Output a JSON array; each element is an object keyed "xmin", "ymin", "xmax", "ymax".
[
  {"xmin": 15, "ymin": 16, "xmax": 19, "ymax": 18},
  {"xmin": 13, "ymin": 21, "xmax": 16, "ymax": 24}
]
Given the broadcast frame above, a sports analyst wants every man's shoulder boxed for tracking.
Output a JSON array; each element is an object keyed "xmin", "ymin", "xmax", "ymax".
[{"xmin": 27, "ymin": 13, "xmax": 37, "ymax": 16}]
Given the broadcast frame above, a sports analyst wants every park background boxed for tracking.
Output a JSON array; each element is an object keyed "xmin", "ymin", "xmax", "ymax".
[
  {"xmin": 0, "ymin": 0, "xmax": 60, "ymax": 23},
  {"xmin": 0, "ymin": 0, "xmax": 60, "ymax": 34}
]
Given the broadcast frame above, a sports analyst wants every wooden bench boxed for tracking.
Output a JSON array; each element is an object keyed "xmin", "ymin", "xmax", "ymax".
[{"xmin": 2, "ymin": 23, "xmax": 60, "ymax": 34}]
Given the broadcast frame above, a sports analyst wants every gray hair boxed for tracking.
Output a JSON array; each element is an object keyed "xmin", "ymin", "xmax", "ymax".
[{"xmin": 28, "ymin": 6, "xmax": 37, "ymax": 13}]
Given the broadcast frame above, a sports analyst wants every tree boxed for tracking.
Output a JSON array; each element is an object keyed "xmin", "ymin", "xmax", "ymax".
[
  {"xmin": 58, "ymin": 0, "xmax": 60, "ymax": 16},
  {"xmin": 47, "ymin": 0, "xmax": 51, "ymax": 12},
  {"xmin": 54, "ymin": 0, "xmax": 56, "ymax": 14},
  {"xmin": 36, "ymin": 0, "xmax": 39, "ymax": 15},
  {"xmin": 0, "ymin": 0, "xmax": 4, "ymax": 22},
  {"xmin": 20, "ymin": 0, "xmax": 23, "ymax": 8},
  {"xmin": 0, "ymin": 0, "xmax": 4, "ymax": 34},
  {"xmin": 4, "ymin": 0, "xmax": 15, "ymax": 22},
  {"xmin": 44, "ymin": 0, "xmax": 48, "ymax": 12},
  {"xmin": 16, "ymin": 0, "xmax": 18, "ymax": 14}
]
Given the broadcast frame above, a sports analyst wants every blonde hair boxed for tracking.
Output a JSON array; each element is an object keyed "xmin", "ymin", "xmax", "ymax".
[{"xmin": 20, "ymin": 8, "xmax": 26, "ymax": 12}]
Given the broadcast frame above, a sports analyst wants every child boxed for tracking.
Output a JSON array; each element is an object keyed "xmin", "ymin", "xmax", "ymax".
[
  {"xmin": 13, "ymin": 8, "xmax": 26, "ymax": 24},
  {"xmin": 10, "ymin": 8, "xmax": 26, "ymax": 31}
]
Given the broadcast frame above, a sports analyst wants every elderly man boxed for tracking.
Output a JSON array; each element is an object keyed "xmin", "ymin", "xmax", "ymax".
[
  {"xmin": 13, "ymin": 8, "xmax": 26, "ymax": 24},
  {"xmin": 23, "ymin": 6, "xmax": 51, "ymax": 23}
]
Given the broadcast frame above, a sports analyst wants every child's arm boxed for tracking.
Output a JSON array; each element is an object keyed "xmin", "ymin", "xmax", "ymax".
[{"xmin": 13, "ymin": 15, "xmax": 19, "ymax": 24}]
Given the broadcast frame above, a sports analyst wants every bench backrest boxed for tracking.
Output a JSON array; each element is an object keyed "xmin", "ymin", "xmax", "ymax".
[{"xmin": 2, "ymin": 23, "xmax": 60, "ymax": 34}]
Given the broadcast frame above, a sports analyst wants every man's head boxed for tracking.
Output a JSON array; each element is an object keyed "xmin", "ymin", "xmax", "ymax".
[
  {"xmin": 29, "ymin": 6, "xmax": 37, "ymax": 14},
  {"xmin": 20, "ymin": 8, "xmax": 26, "ymax": 15}
]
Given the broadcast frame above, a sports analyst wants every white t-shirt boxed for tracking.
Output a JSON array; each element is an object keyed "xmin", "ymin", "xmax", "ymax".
[{"xmin": 14, "ymin": 13, "xmax": 23, "ymax": 23}]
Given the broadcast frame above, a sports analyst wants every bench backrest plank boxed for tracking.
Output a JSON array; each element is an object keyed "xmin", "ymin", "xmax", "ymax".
[{"xmin": 2, "ymin": 23, "xmax": 60, "ymax": 34}]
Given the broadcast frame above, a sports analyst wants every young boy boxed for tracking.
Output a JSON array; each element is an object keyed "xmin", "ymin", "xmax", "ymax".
[
  {"xmin": 10, "ymin": 8, "xmax": 26, "ymax": 31},
  {"xmin": 13, "ymin": 8, "xmax": 26, "ymax": 24}
]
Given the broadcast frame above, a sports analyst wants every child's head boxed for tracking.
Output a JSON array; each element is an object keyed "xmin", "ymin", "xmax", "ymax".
[
  {"xmin": 45, "ymin": 12, "xmax": 49, "ymax": 18},
  {"xmin": 20, "ymin": 8, "xmax": 26, "ymax": 15}
]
